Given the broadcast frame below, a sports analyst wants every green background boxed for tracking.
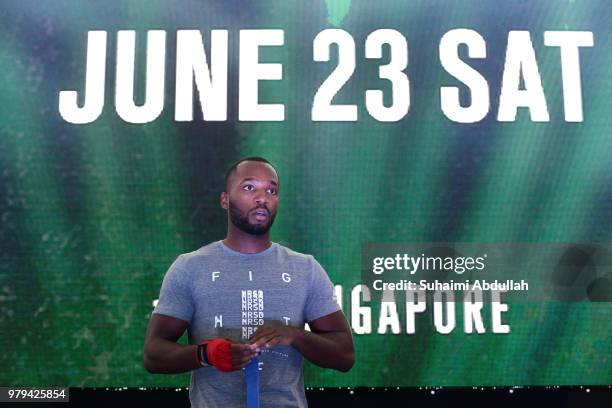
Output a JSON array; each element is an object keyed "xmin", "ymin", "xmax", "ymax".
[{"xmin": 0, "ymin": 0, "xmax": 610, "ymax": 386}]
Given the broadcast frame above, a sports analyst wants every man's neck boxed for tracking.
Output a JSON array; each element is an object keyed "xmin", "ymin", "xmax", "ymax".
[{"xmin": 223, "ymin": 228, "xmax": 272, "ymax": 254}]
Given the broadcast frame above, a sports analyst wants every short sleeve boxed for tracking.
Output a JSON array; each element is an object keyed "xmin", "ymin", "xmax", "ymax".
[
  {"xmin": 152, "ymin": 255, "xmax": 194, "ymax": 324},
  {"xmin": 304, "ymin": 256, "xmax": 341, "ymax": 322}
]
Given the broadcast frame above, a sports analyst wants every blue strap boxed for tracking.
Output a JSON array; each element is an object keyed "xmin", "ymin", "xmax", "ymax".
[{"xmin": 245, "ymin": 356, "xmax": 260, "ymax": 408}]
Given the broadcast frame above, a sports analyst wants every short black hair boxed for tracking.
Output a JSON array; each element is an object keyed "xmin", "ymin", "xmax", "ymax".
[{"xmin": 224, "ymin": 156, "xmax": 278, "ymax": 192}]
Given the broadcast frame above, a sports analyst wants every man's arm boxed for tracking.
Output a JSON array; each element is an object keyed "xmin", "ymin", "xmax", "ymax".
[
  {"xmin": 294, "ymin": 310, "xmax": 355, "ymax": 372},
  {"xmin": 143, "ymin": 314, "xmax": 200, "ymax": 374},
  {"xmin": 249, "ymin": 310, "xmax": 355, "ymax": 372},
  {"xmin": 143, "ymin": 313, "xmax": 259, "ymax": 374}
]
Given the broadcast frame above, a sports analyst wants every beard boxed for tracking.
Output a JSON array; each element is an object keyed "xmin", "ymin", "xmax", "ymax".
[{"xmin": 228, "ymin": 201, "xmax": 276, "ymax": 235}]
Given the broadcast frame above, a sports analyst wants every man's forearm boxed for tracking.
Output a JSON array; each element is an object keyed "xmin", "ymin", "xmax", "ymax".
[
  {"xmin": 143, "ymin": 338, "xmax": 200, "ymax": 374},
  {"xmin": 291, "ymin": 329, "xmax": 354, "ymax": 372}
]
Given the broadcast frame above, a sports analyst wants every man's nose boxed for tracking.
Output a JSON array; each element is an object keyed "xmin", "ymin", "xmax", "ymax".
[{"xmin": 254, "ymin": 190, "xmax": 267, "ymax": 205}]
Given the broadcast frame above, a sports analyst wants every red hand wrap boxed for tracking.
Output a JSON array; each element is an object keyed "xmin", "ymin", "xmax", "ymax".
[{"xmin": 205, "ymin": 338, "xmax": 235, "ymax": 372}]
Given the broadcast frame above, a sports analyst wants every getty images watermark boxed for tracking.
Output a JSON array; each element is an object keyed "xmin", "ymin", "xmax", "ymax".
[
  {"xmin": 361, "ymin": 243, "xmax": 612, "ymax": 302},
  {"xmin": 371, "ymin": 251, "xmax": 527, "ymax": 292}
]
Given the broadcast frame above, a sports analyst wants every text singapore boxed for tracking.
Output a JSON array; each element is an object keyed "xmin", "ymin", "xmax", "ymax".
[{"xmin": 154, "ymin": 284, "xmax": 514, "ymax": 334}]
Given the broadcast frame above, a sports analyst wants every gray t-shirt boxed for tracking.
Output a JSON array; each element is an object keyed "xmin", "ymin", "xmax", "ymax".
[{"xmin": 152, "ymin": 240, "xmax": 341, "ymax": 408}]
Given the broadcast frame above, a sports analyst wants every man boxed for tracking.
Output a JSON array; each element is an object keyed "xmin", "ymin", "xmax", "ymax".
[{"xmin": 143, "ymin": 157, "xmax": 355, "ymax": 407}]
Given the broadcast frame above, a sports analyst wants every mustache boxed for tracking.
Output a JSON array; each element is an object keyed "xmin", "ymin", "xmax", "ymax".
[{"xmin": 249, "ymin": 206, "xmax": 270, "ymax": 215}]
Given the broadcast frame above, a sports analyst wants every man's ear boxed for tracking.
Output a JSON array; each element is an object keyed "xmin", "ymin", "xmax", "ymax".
[{"xmin": 220, "ymin": 192, "xmax": 228, "ymax": 210}]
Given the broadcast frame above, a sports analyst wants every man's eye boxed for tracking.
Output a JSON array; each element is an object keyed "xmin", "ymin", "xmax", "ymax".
[
  {"xmin": 243, "ymin": 185, "xmax": 254, "ymax": 191},
  {"xmin": 267, "ymin": 188, "xmax": 278, "ymax": 195}
]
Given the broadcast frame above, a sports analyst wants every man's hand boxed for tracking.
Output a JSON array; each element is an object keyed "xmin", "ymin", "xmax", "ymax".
[
  {"xmin": 205, "ymin": 339, "xmax": 260, "ymax": 371},
  {"xmin": 248, "ymin": 325, "xmax": 298, "ymax": 349},
  {"xmin": 229, "ymin": 341, "xmax": 260, "ymax": 370}
]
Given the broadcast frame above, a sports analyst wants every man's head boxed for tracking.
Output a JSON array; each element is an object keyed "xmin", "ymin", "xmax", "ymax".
[{"xmin": 221, "ymin": 157, "xmax": 279, "ymax": 236}]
